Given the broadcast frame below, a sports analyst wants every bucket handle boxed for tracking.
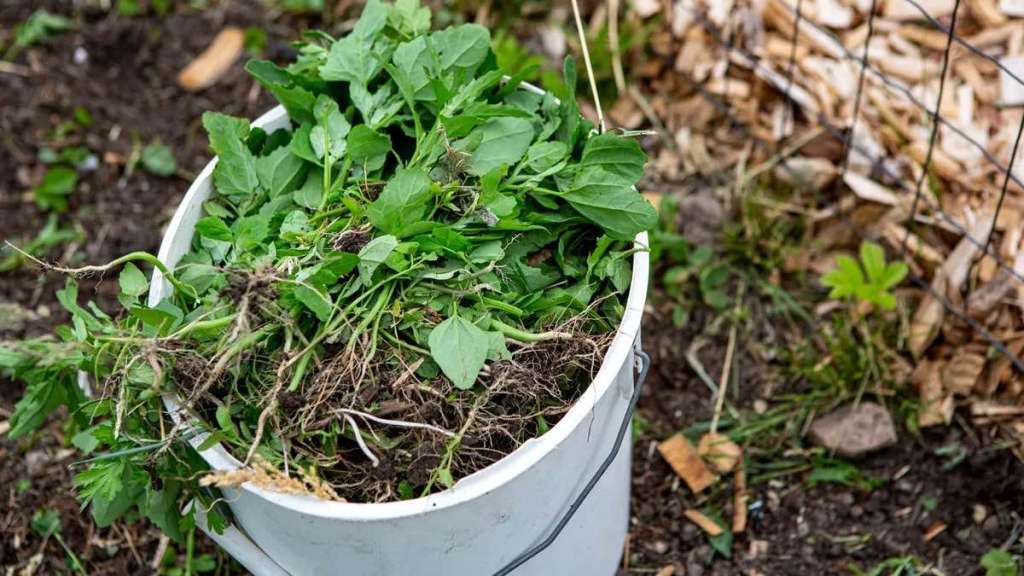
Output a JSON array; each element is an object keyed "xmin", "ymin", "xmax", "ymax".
[{"xmin": 492, "ymin": 348, "xmax": 652, "ymax": 576}]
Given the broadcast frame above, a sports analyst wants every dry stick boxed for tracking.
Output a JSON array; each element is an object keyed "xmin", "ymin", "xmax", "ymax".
[
  {"xmin": 608, "ymin": 0, "xmax": 627, "ymax": 95},
  {"xmin": 570, "ymin": 0, "xmax": 605, "ymax": 133},
  {"xmin": 709, "ymin": 280, "xmax": 746, "ymax": 435}
]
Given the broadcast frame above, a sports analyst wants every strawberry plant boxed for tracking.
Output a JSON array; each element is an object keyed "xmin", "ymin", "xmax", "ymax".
[{"xmin": 2, "ymin": 0, "xmax": 654, "ymax": 542}]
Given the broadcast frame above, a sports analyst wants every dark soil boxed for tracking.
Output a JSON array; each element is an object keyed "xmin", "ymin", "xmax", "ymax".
[
  {"xmin": 1, "ymin": 3, "xmax": 1022, "ymax": 576},
  {"xmin": 625, "ymin": 297, "xmax": 1024, "ymax": 575}
]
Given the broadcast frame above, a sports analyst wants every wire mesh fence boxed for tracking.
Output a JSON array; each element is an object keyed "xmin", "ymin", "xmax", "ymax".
[{"xmin": 658, "ymin": 0, "xmax": 1024, "ymax": 437}]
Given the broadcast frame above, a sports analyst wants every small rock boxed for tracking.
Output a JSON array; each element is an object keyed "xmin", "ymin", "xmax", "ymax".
[
  {"xmin": 982, "ymin": 515, "xmax": 1002, "ymax": 536},
  {"xmin": 808, "ymin": 402, "xmax": 897, "ymax": 457},
  {"xmin": 676, "ymin": 191, "xmax": 725, "ymax": 246},
  {"xmin": 747, "ymin": 540, "xmax": 769, "ymax": 559},
  {"xmin": 835, "ymin": 492, "xmax": 855, "ymax": 507},
  {"xmin": 73, "ymin": 46, "xmax": 88, "ymax": 65},
  {"xmin": 651, "ymin": 540, "xmax": 669, "ymax": 555},
  {"xmin": 850, "ymin": 505, "xmax": 864, "ymax": 518},
  {"xmin": 753, "ymin": 399, "xmax": 768, "ymax": 414},
  {"xmin": 973, "ymin": 504, "xmax": 988, "ymax": 525}
]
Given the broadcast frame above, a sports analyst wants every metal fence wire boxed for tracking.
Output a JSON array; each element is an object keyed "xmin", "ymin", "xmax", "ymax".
[{"xmin": 666, "ymin": 0, "xmax": 1024, "ymax": 383}]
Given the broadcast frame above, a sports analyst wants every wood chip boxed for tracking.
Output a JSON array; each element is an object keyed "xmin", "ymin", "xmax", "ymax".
[
  {"xmin": 915, "ymin": 360, "xmax": 954, "ymax": 427},
  {"xmin": 0, "ymin": 420, "xmax": 9, "ymax": 436},
  {"xmin": 733, "ymin": 463, "xmax": 748, "ymax": 534},
  {"xmin": 655, "ymin": 567, "xmax": 675, "ymax": 576},
  {"xmin": 658, "ymin": 434, "xmax": 717, "ymax": 493},
  {"xmin": 972, "ymin": 0, "xmax": 1008, "ymax": 27},
  {"xmin": 698, "ymin": 432, "xmax": 743, "ymax": 473},
  {"xmin": 177, "ymin": 27, "xmax": 245, "ymax": 92},
  {"xmin": 684, "ymin": 509, "xmax": 724, "ymax": 536},
  {"xmin": 999, "ymin": 56, "xmax": 1024, "ymax": 106},
  {"xmin": 1001, "ymin": 0, "xmax": 1024, "ymax": 17},
  {"xmin": 883, "ymin": 0, "xmax": 954, "ymax": 20},
  {"xmin": 942, "ymin": 349, "xmax": 987, "ymax": 395},
  {"xmin": 923, "ymin": 521, "xmax": 948, "ymax": 542}
]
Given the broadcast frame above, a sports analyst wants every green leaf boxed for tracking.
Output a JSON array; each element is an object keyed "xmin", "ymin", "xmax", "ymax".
[
  {"xmin": 524, "ymin": 141, "xmax": 568, "ymax": 173},
  {"xmin": 981, "ymin": 549, "xmax": 1018, "ymax": 576},
  {"xmin": 245, "ymin": 60, "xmax": 316, "ymax": 124},
  {"xmin": 31, "ymin": 509, "xmax": 61, "ymax": 538},
  {"xmin": 859, "ymin": 241, "xmax": 887, "ymax": 284},
  {"xmin": 347, "ymin": 125, "xmax": 392, "ymax": 169},
  {"xmin": 71, "ymin": 428, "xmax": 101, "ymax": 454},
  {"xmin": 880, "ymin": 262, "xmax": 908, "ymax": 290},
  {"xmin": 203, "ymin": 112, "xmax": 258, "ymax": 197},
  {"xmin": 9, "ymin": 377, "xmax": 69, "ymax": 439},
  {"xmin": 294, "ymin": 285, "xmax": 332, "ymax": 321},
  {"xmin": 564, "ymin": 168, "xmax": 657, "ymax": 240},
  {"xmin": 321, "ymin": 34, "xmax": 381, "ymax": 85},
  {"xmin": 428, "ymin": 315, "xmax": 490, "ymax": 390},
  {"xmin": 141, "ymin": 483, "xmax": 183, "ymax": 542},
  {"xmin": 12, "ymin": 10, "xmax": 73, "ymax": 54},
  {"xmin": 353, "ymin": 0, "xmax": 388, "ymax": 38},
  {"xmin": 141, "ymin": 143, "xmax": 177, "ymax": 177},
  {"xmin": 256, "ymin": 145, "xmax": 306, "ymax": 196},
  {"xmin": 468, "ymin": 117, "xmax": 535, "ymax": 176},
  {"xmin": 311, "ymin": 95, "xmax": 350, "ymax": 162},
  {"xmin": 195, "ymin": 216, "xmax": 233, "ymax": 242},
  {"xmin": 389, "ymin": 0, "xmax": 431, "ymax": 37},
  {"xmin": 233, "ymin": 215, "xmax": 270, "ymax": 251},
  {"xmin": 358, "ymin": 234, "xmax": 399, "ymax": 285},
  {"xmin": 430, "ymin": 24, "xmax": 491, "ymax": 72},
  {"xmin": 821, "ymin": 255, "xmax": 863, "ymax": 299},
  {"xmin": 280, "ymin": 210, "xmax": 309, "ymax": 240},
  {"xmin": 33, "ymin": 166, "xmax": 77, "ymax": 212},
  {"xmin": 366, "ymin": 168, "xmax": 433, "ymax": 235},
  {"xmin": 118, "ymin": 262, "xmax": 149, "ymax": 297},
  {"xmin": 579, "ymin": 133, "xmax": 646, "ymax": 182}
]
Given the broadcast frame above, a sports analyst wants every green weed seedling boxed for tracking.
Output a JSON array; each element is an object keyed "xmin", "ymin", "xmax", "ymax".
[
  {"xmin": 31, "ymin": 509, "xmax": 86, "ymax": 574},
  {"xmin": 981, "ymin": 549, "xmax": 1020, "ymax": 576},
  {"xmin": 822, "ymin": 241, "xmax": 907, "ymax": 312},
  {"xmin": 850, "ymin": 555, "xmax": 924, "ymax": 576},
  {"xmin": 5, "ymin": 10, "xmax": 74, "ymax": 61}
]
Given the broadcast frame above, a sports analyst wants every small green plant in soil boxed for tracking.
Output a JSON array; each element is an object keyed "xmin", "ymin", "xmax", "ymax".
[
  {"xmin": 2, "ymin": 0, "xmax": 655, "ymax": 542},
  {"xmin": 4, "ymin": 9, "xmax": 75, "ymax": 61},
  {"xmin": 981, "ymin": 548, "xmax": 1020, "ymax": 576},
  {"xmin": 822, "ymin": 241, "xmax": 908, "ymax": 312}
]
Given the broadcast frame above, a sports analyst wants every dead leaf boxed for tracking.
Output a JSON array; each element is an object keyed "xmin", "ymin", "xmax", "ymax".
[
  {"xmin": 942, "ymin": 349, "xmax": 986, "ymax": 396},
  {"xmin": 923, "ymin": 521, "xmax": 948, "ymax": 542},
  {"xmin": 658, "ymin": 434, "xmax": 717, "ymax": 493},
  {"xmin": 178, "ymin": 27, "xmax": 245, "ymax": 92},
  {"xmin": 684, "ymin": 509, "xmax": 724, "ymax": 536},
  {"xmin": 698, "ymin": 432, "xmax": 743, "ymax": 473}
]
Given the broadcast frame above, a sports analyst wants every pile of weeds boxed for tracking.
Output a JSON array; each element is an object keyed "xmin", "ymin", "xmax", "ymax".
[{"xmin": 1, "ymin": 0, "xmax": 655, "ymax": 536}]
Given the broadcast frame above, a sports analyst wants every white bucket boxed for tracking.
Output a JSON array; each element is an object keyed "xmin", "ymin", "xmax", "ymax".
[{"xmin": 148, "ymin": 94, "xmax": 650, "ymax": 576}]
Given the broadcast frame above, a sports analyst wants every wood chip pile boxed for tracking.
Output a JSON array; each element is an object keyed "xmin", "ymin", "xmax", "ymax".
[{"xmin": 610, "ymin": 0, "xmax": 1024, "ymax": 455}]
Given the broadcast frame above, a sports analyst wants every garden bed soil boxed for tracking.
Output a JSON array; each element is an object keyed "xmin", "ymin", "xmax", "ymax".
[{"xmin": 1, "ymin": 4, "xmax": 1022, "ymax": 575}]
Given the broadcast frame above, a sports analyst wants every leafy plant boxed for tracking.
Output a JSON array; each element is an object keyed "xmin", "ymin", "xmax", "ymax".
[
  {"xmin": 5, "ymin": 10, "xmax": 74, "ymax": 60},
  {"xmin": 0, "ymin": 215, "xmax": 83, "ymax": 273},
  {"xmin": 141, "ymin": 142, "xmax": 178, "ymax": 177},
  {"xmin": 821, "ymin": 241, "xmax": 907, "ymax": 311},
  {"xmin": 3, "ymin": 0, "xmax": 655, "ymax": 540},
  {"xmin": 981, "ymin": 549, "xmax": 1019, "ymax": 576},
  {"xmin": 807, "ymin": 457, "xmax": 884, "ymax": 491},
  {"xmin": 30, "ymin": 509, "xmax": 86, "ymax": 574},
  {"xmin": 850, "ymin": 555, "xmax": 923, "ymax": 576},
  {"xmin": 32, "ymin": 166, "xmax": 78, "ymax": 212}
]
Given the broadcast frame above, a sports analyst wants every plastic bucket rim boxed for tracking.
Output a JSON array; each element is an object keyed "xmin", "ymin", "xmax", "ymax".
[{"xmin": 150, "ymin": 84, "xmax": 650, "ymax": 521}]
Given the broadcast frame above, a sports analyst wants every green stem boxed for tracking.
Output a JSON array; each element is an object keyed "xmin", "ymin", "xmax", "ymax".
[{"xmin": 490, "ymin": 319, "xmax": 573, "ymax": 343}]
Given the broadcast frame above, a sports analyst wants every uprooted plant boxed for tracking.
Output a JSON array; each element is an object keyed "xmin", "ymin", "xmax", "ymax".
[{"xmin": 1, "ymin": 0, "xmax": 655, "ymax": 538}]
